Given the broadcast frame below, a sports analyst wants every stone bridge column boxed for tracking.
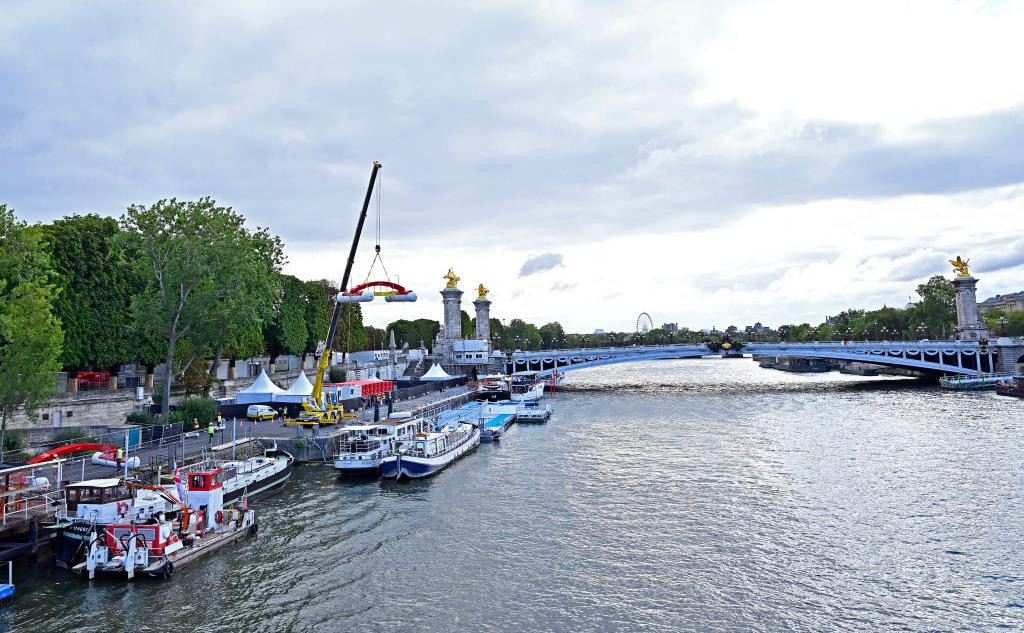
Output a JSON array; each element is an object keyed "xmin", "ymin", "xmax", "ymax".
[
  {"xmin": 474, "ymin": 297, "xmax": 491, "ymax": 341},
  {"xmin": 441, "ymin": 286, "xmax": 463, "ymax": 340},
  {"xmin": 953, "ymin": 276, "xmax": 990, "ymax": 341}
]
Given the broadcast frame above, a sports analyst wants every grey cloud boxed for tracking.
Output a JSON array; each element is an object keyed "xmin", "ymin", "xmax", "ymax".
[
  {"xmin": 550, "ymin": 280, "xmax": 577, "ymax": 292},
  {"xmin": 974, "ymin": 241, "xmax": 1024, "ymax": 273},
  {"xmin": 1, "ymin": 3, "xmax": 1023, "ymax": 254},
  {"xmin": 519, "ymin": 253, "xmax": 564, "ymax": 277}
]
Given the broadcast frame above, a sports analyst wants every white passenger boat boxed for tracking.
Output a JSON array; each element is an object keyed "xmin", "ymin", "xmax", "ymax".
[
  {"xmin": 333, "ymin": 413, "xmax": 424, "ymax": 474},
  {"xmin": 379, "ymin": 421, "xmax": 480, "ymax": 480}
]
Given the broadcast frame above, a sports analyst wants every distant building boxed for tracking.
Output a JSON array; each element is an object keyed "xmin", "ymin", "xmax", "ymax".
[
  {"xmin": 593, "ymin": 328, "xmax": 605, "ymax": 334},
  {"xmin": 662, "ymin": 323, "xmax": 679, "ymax": 333},
  {"xmin": 978, "ymin": 291, "xmax": 1024, "ymax": 313},
  {"xmin": 744, "ymin": 322, "xmax": 771, "ymax": 335}
]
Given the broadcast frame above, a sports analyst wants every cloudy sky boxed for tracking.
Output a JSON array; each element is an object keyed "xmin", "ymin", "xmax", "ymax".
[{"xmin": 3, "ymin": 0, "xmax": 1023, "ymax": 332}]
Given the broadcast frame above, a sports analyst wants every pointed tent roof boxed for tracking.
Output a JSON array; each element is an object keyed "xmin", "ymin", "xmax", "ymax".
[
  {"xmin": 283, "ymin": 371, "xmax": 313, "ymax": 396},
  {"xmin": 421, "ymin": 363, "xmax": 454, "ymax": 381},
  {"xmin": 239, "ymin": 369, "xmax": 285, "ymax": 395}
]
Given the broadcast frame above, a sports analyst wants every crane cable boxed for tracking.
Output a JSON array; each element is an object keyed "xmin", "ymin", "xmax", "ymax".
[{"xmin": 362, "ymin": 173, "xmax": 391, "ymax": 285}]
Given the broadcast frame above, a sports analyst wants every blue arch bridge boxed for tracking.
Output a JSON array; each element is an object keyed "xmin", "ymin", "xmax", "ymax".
[{"xmin": 503, "ymin": 341, "xmax": 1024, "ymax": 378}]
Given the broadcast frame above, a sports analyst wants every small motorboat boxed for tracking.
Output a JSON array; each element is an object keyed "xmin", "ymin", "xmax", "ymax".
[{"xmin": 995, "ymin": 376, "xmax": 1024, "ymax": 398}]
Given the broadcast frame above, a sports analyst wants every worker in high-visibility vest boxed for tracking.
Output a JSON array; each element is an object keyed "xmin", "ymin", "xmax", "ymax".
[
  {"xmin": 207, "ymin": 421, "xmax": 215, "ymax": 447},
  {"xmin": 115, "ymin": 447, "xmax": 124, "ymax": 472}
]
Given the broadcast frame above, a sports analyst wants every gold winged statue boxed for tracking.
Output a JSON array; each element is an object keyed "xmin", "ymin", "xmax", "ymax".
[
  {"xmin": 443, "ymin": 268, "xmax": 460, "ymax": 289},
  {"xmin": 949, "ymin": 256, "xmax": 970, "ymax": 278},
  {"xmin": 477, "ymin": 283, "xmax": 489, "ymax": 299}
]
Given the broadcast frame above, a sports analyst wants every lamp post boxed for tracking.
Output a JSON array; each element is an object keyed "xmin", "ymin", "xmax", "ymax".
[{"xmin": 999, "ymin": 316, "xmax": 1007, "ymax": 336}]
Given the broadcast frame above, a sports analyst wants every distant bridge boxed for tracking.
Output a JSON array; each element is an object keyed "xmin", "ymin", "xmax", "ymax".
[{"xmin": 504, "ymin": 341, "xmax": 1021, "ymax": 378}]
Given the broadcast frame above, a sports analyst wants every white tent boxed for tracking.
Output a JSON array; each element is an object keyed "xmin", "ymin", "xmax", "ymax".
[
  {"xmin": 235, "ymin": 370, "xmax": 286, "ymax": 404},
  {"xmin": 276, "ymin": 372, "xmax": 314, "ymax": 403},
  {"xmin": 421, "ymin": 363, "xmax": 456, "ymax": 381}
]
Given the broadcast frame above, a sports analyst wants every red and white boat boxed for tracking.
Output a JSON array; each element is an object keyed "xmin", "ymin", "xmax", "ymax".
[{"xmin": 73, "ymin": 471, "xmax": 256, "ymax": 580}]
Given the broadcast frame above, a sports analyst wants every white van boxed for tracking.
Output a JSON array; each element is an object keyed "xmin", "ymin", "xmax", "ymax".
[{"xmin": 246, "ymin": 404, "xmax": 278, "ymax": 421}]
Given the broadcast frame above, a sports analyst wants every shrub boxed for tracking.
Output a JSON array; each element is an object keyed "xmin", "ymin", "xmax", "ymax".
[
  {"xmin": 127, "ymin": 411, "xmax": 156, "ymax": 425},
  {"xmin": 3, "ymin": 431, "xmax": 27, "ymax": 461},
  {"xmin": 175, "ymin": 396, "xmax": 218, "ymax": 425},
  {"xmin": 328, "ymin": 366, "xmax": 346, "ymax": 383},
  {"xmin": 55, "ymin": 428, "xmax": 91, "ymax": 443},
  {"xmin": 163, "ymin": 410, "xmax": 187, "ymax": 426}
]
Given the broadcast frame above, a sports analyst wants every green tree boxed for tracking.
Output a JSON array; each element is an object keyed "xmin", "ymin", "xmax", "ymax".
[
  {"xmin": 982, "ymin": 309, "xmax": 1024, "ymax": 337},
  {"xmin": 538, "ymin": 322, "xmax": 566, "ymax": 349},
  {"xmin": 460, "ymin": 310, "xmax": 473, "ymax": 338},
  {"xmin": 118, "ymin": 198, "xmax": 284, "ymax": 414},
  {"xmin": 388, "ymin": 318, "xmax": 441, "ymax": 350},
  {"xmin": 303, "ymin": 279, "xmax": 332, "ymax": 357},
  {"xmin": 505, "ymin": 318, "xmax": 542, "ymax": 350},
  {"xmin": 0, "ymin": 205, "xmax": 64, "ymax": 459},
  {"xmin": 264, "ymin": 274, "xmax": 308, "ymax": 362},
  {"xmin": 363, "ymin": 325, "xmax": 387, "ymax": 351},
  {"xmin": 912, "ymin": 275, "xmax": 955, "ymax": 339},
  {"xmin": 334, "ymin": 303, "xmax": 368, "ymax": 355},
  {"xmin": 42, "ymin": 214, "xmax": 133, "ymax": 371}
]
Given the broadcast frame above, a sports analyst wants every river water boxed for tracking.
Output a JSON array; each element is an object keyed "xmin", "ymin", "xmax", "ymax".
[{"xmin": 6, "ymin": 359, "xmax": 1024, "ymax": 632}]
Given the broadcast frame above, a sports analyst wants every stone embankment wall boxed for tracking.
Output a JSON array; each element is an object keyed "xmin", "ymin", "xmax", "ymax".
[{"xmin": 9, "ymin": 370, "xmax": 311, "ymax": 432}]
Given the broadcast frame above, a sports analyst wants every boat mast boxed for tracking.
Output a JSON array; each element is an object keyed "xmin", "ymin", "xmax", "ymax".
[{"xmin": 310, "ymin": 160, "xmax": 382, "ymax": 408}]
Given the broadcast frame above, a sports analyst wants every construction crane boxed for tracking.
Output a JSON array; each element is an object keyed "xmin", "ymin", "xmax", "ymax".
[{"xmin": 299, "ymin": 161, "xmax": 383, "ymax": 424}]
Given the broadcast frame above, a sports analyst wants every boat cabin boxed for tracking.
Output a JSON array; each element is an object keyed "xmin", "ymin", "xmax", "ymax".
[
  {"xmin": 66, "ymin": 479, "xmax": 133, "ymax": 519},
  {"xmin": 63, "ymin": 478, "xmax": 175, "ymax": 522},
  {"xmin": 188, "ymin": 470, "xmax": 229, "ymax": 491}
]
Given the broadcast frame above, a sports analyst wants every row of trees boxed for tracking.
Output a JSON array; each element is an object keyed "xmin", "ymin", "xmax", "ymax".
[
  {"xmin": 480, "ymin": 275, "xmax": 970, "ymax": 351},
  {"xmin": 1, "ymin": 201, "xmax": 383, "ymax": 420}
]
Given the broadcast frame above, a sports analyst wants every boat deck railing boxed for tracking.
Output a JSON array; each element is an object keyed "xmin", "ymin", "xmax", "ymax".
[
  {"xmin": 1, "ymin": 488, "xmax": 64, "ymax": 529},
  {"xmin": 336, "ymin": 440, "xmax": 385, "ymax": 454}
]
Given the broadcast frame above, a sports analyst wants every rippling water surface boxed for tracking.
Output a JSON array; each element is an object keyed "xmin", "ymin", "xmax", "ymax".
[{"xmin": 7, "ymin": 360, "xmax": 1024, "ymax": 632}]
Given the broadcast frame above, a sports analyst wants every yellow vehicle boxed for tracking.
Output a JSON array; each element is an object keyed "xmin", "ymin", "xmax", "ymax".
[
  {"xmin": 246, "ymin": 405, "xmax": 278, "ymax": 421},
  {"xmin": 290, "ymin": 160, "xmax": 412, "ymax": 429}
]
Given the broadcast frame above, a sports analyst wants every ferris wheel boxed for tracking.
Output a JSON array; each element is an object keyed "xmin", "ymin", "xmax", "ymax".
[{"xmin": 636, "ymin": 312, "xmax": 653, "ymax": 334}]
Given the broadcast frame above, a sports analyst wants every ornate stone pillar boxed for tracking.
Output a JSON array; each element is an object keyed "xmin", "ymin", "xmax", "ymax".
[
  {"xmin": 474, "ymin": 297, "xmax": 491, "ymax": 341},
  {"xmin": 441, "ymin": 286, "xmax": 463, "ymax": 341},
  {"xmin": 953, "ymin": 276, "xmax": 990, "ymax": 341}
]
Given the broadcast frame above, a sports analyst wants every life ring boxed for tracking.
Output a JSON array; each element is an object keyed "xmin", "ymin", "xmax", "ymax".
[
  {"xmin": 215, "ymin": 510, "xmax": 224, "ymax": 524},
  {"xmin": 116, "ymin": 501, "xmax": 129, "ymax": 514}
]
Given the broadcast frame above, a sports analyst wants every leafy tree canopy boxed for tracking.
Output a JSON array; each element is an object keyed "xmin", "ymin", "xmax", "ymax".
[
  {"xmin": 118, "ymin": 198, "xmax": 284, "ymax": 413},
  {"xmin": 0, "ymin": 204, "xmax": 64, "ymax": 458}
]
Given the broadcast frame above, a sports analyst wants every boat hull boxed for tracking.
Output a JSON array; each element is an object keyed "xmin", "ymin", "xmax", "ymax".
[
  {"xmin": 333, "ymin": 458, "xmax": 383, "ymax": 474},
  {"xmin": 222, "ymin": 453, "xmax": 293, "ymax": 506},
  {"xmin": 380, "ymin": 429, "xmax": 480, "ymax": 480}
]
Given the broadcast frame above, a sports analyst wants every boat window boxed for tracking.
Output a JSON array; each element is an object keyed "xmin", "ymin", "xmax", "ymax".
[{"xmin": 190, "ymin": 474, "xmax": 207, "ymax": 489}]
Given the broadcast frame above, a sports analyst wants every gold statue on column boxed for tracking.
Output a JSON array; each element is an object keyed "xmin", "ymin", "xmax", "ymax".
[
  {"xmin": 949, "ymin": 256, "xmax": 970, "ymax": 278},
  {"xmin": 443, "ymin": 268, "xmax": 460, "ymax": 289},
  {"xmin": 477, "ymin": 283, "xmax": 489, "ymax": 299}
]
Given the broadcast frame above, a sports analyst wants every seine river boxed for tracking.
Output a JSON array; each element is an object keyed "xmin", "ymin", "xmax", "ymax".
[{"xmin": 6, "ymin": 359, "xmax": 1024, "ymax": 632}]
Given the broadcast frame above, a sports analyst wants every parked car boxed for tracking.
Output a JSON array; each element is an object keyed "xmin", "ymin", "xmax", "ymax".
[{"xmin": 246, "ymin": 404, "xmax": 278, "ymax": 420}]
